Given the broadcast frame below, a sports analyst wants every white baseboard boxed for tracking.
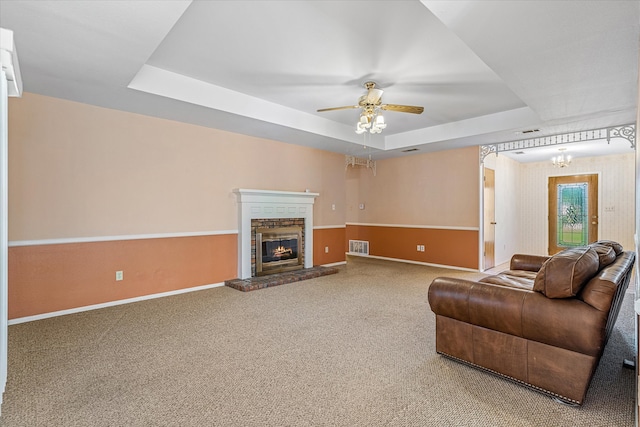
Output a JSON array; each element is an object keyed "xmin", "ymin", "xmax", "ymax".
[
  {"xmin": 345, "ymin": 252, "xmax": 479, "ymax": 272},
  {"xmin": 322, "ymin": 261, "xmax": 346, "ymax": 267},
  {"xmin": 8, "ymin": 282, "xmax": 226, "ymax": 325}
]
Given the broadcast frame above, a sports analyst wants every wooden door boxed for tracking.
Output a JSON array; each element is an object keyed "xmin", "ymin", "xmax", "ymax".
[
  {"xmin": 548, "ymin": 174, "xmax": 598, "ymax": 255},
  {"xmin": 484, "ymin": 168, "xmax": 496, "ymax": 270}
]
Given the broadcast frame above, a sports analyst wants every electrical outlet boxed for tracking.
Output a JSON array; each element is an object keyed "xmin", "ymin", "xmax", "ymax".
[
  {"xmin": 420, "ymin": 245, "xmax": 425, "ymax": 252},
  {"xmin": 417, "ymin": 244, "xmax": 421, "ymax": 251},
  {"xmin": 331, "ymin": 204, "xmax": 336, "ymax": 211},
  {"xmin": 325, "ymin": 246, "xmax": 329, "ymax": 253},
  {"xmin": 115, "ymin": 270, "xmax": 123, "ymax": 281},
  {"xmin": 359, "ymin": 203, "xmax": 365, "ymax": 210}
]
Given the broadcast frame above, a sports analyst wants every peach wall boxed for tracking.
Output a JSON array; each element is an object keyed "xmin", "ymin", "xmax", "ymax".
[
  {"xmin": 346, "ymin": 225, "xmax": 478, "ymax": 269},
  {"xmin": 7, "ymin": 92, "xmax": 480, "ymax": 319},
  {"xmin": 9, "ymin": 227, "xmax": 345, "ymax": 320},
  {"xmin": 345, "ymin": 145, "xmax": 481, "ymax": 269},
  {"xmin": 8, "ymin": 93, "xmax": 346, "ymax": 241},
  {"xmin": 313, "ymin": 227, "xmax": 347, "ymax": 265},
  {"xmin": 8, "ymin": 234, "xmax": 237, "ymax": 319},
  {"xmin": 7, "ymin": 93, "xmax": 348, "ymax": 319},
  {"xmin": 346, "ymin": 146, "xmax": 480, "ymax": 227}
]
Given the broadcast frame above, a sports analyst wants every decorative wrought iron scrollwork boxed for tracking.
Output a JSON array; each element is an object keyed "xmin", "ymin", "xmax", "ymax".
[
  {"xmin": 478, "ymin": 123, "xmax": 636, "ymax": 164},
  {"xmin": 607, "ymin": 124, "xmax": 635, "ymax": 149},
  {"xmin": 479, "ymin": 145, "xmax": 497, "ymax": 163}
]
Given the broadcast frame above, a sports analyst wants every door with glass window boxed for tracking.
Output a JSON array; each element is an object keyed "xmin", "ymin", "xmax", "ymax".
[{"xmin": 548, "ymin": 174, "xmax": 598, "ymax": 255}]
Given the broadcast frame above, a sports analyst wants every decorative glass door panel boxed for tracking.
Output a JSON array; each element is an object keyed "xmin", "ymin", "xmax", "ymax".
[
  {"xmin": 548, "ymin": 174, "xmax": 598, "ymax": 254},
  {"xmin": 557, "ymin": 183, "xmax": 588, "ymax": 246}
]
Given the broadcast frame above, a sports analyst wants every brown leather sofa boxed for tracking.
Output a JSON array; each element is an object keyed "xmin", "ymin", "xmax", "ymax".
[{"xmin": 428, "ymin": 240, "xmax": 636, "ymax": 405}]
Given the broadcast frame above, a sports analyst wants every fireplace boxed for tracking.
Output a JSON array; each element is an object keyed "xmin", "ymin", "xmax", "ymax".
[
  {"xmin": 256, "ymin": 226, "xmax": 303, "ymax": 276},
  {"xmin": 233, "ymin": 189, "xmax": 318, "ymax": 280}
]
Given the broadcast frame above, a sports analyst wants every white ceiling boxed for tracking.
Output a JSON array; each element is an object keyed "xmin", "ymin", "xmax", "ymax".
[{"xmin": 0, "ymin": 0, "xmax": 637, "ymax": 161}]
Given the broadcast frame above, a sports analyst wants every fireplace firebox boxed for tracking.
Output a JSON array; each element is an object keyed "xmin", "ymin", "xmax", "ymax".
[{"xmin": 255, "ymin": 226, "xmax": 303, "ymax": 276}]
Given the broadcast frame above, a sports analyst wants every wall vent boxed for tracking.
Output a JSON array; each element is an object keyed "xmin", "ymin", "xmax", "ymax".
[{"xmin": 349, "ymin": 240, "xmax": 369, "ymax": 255}]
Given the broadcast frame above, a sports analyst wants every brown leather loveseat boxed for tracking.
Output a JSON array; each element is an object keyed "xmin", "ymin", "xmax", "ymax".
[{"xmin": 428, "ymin": 240, "xmax": 636, "ymax": 405}]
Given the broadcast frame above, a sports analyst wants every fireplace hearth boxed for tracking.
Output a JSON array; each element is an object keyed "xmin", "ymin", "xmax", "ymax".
[{"xmin": 225, "ymin": 265, "xmax": 339, "ymax": 292}]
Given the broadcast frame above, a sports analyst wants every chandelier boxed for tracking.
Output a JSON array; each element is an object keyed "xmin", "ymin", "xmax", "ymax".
[
  {"xmin": 355, "ymin": 107, "xmax": 386, "ymax": 134},
  {"xmin": 552, "ymin": 149, "xmax": 572, "ymax": 167}
]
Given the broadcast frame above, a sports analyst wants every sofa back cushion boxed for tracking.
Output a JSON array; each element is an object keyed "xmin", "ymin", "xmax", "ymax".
[
  {"xmin": 592, "ymin": 240, "xmax": 623, "ymax": 255},
  {"xmin": 588, "ymin": 243, "xmax": 617, "ymax": 270},
  {"xmin": 533, "ymin": 247, "xmax": 599, "ymax": 298},
  {"xmin": 579, "ymin": 252, "xmax": 632, "ymax": 311}
]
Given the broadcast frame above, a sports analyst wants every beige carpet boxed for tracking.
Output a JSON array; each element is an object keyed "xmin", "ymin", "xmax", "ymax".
[{"xmin": 0, "ymin": 256, "xmax": 635, "ymax": 426}]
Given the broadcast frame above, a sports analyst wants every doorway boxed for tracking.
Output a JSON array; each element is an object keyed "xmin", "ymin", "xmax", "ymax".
[
  {"xmin": 548, "ymin": 174, "xmax": 598, "ymax": 255},
  {"xmin": 484, "ymin": 167, "xmax": 495, "ymax": 269}
]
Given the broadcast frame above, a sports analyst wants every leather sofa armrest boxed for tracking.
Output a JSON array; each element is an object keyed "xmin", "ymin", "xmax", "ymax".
[
  {"xmin": 510, "ymin": 254, "xmax": 550, "ymax": 272},
  {"xmin": 428, "ymin": 277, "xmax": 476, "ymax": 323}
]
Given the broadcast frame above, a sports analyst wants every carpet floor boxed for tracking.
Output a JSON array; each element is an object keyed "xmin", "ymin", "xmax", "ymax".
[{"xmin": 0, "ymin": 256, "xmax": 635, "ymax": 426}]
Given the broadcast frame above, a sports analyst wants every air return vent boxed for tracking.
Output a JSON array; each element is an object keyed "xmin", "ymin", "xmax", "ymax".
[{"xmin": 349, "ymin": 240, "xmax": 369, "ymax": 255}]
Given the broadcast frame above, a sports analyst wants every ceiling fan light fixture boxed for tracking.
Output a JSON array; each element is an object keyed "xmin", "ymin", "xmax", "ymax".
[
  {"xmin": 359, "ymin": 115, "xmax": 371, "ymax": 128},
  {"xmin": 317, "ymin": 81, "xmax": 423, "ymax": 135}
]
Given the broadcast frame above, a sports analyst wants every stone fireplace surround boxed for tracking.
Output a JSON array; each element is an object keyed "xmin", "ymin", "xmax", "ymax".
[{"xmin": 232, "ymin": 189, "xmax": 318, "ymax": 280}]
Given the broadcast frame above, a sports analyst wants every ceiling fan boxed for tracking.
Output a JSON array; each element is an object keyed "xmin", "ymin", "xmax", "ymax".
[{"xmin": 317, "ymin": 81, "xmax": 424, "ymax": 134}]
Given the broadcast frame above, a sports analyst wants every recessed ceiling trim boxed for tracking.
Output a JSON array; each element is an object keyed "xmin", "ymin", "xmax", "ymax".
[
  {"xmin": 384, "ymin": 106, "xmax": 541, "ymax": 150},
  {"xmin": 128, "ymin": 65, "xmax": 386, "ymax": 150}
]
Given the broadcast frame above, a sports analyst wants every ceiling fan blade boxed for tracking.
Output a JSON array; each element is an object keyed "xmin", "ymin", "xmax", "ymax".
[
  {"xmin": 380, "ymin": 104, "xmax": 424, "ymax": 114},
  {"xmin": 317, "ymin": 105, "xmax": 359, "ymax": 112}
]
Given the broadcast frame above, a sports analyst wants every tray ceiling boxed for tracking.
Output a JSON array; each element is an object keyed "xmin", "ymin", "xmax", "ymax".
[{"xmin": 1, "ymin": 0, "xmax": 637, "ymax": 161}]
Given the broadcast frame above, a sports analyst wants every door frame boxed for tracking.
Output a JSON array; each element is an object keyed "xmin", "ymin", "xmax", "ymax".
[
  {"xmin": 547, "ymin": 172, "xmax": 600, "ymax": 255},
  {"xmin": 0, "ymin": 69, "xmax": 7, "ymax": 414},
  {"xmin": 483, "ymin": 167, "xmax": 496, "ymax": 270}
]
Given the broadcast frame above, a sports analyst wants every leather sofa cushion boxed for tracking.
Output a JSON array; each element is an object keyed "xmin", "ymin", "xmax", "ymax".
[
  {"xmin": 588, "ymin": 243, "xmax": 617, "ymax": 270},
  {"xmin": 533, "ymin": 247, "xmax": 599, "ymax": 298},
  {"xmin": 501, "ymin": 270, "xmax": 538, "ymax": 281},
  {"xmin": 592, "ymin": 240, "xmax": 623, "ymax": 255},
  {"xmin": 479, "ymin": 272, "xmax": 534, "ymax": 290}
]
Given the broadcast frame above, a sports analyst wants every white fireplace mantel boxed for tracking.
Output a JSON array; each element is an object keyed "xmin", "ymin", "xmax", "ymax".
[{"xmin": 233, "ymin": 189, "xmax": 319, "ymax": 279}]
